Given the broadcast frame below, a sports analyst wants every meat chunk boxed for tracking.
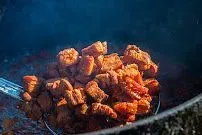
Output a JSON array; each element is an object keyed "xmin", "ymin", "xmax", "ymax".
[
  {"xmin": 100, "ymin": 53, "xmax": 123, "ymax": 72},
  {"xmin": 94, "ymin": 73, "xmax": 110, "ymax": 89},
  {"xmin": 117, "ymin": 64, "xmax": 144, "ymax": 85},
  {"xmin": 82, "ymin": 41, "xmax": 107, "ymax": 57},
  {"xmin": 145, "ymin": 61, "xmax": 159, "ymax": 77},
  {"xmin": 23, "ymin": 76, "xmax": 43, "ymax": 97},
  {"xmin": 79, "ymin": 55, "xmax": 95, "ymax": 76},
  {"xmin": 144, "ymin": 79, "xmax": 160, "ymax": 95},
  {"xmin": 94, "ymin": 55, "xmax": 104, "ymax": 73},
  {"xmin": 137, "ymin": 99, "xmax": 150, "ymax": 114},
  {"xmin": 94, "ymin": 71, "xmax": 118, "ymax": 89},
  {"xmin": 22, "ymin": 92, "xmax": 32, "ymax": 102},
  {"xmin": 92, "ymin": 103, "xmax": 117, "ymax": 119},
  {"xmin": 64, "ymin": 89, "xmax": 85, "ymax": 107},
  {"xmin": 45, "ymin": 78, "xmax": 73, "ymax": 98},
  {"xmin": 75, "ymin": 104, "xmax": 90, "ymax": 117},
  {"xmin": 122, "ymin": 45, "xmax": 151, "ymax": 71},
  {"xmin": 37, "ymin": 91, "xmax": 52, "ymax": 112},
  {"xmin": 111, "ymin": 86, "xmax": 133, "ymax": 102},
  {"xmin": 85, "ymin": 81, "xmax": 108, "ymax": 103},
  {"xmin": 57, "ymin": 48, "xmax": 79, "ymax": 67},
  {"xmin": 56, "ymin": 99, "xmax": 72, "ymax": 128},
  {"xmin": 107, "ymin": 70, "xmax": 119, "ymax": 85},
  {"xmin": 56, "ymin": 98, "xmax": 68, "ymax": 113},
  {"xmin": 120, "ymin": 77, "xmax": 148, "ymax": 100},
  {"xmin": 113, "ymin": 101, "xmax": 138, "ymax": 115}
]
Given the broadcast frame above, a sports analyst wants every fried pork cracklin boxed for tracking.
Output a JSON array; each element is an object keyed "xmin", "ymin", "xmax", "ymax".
[{"xmin": 19, "ymin": 41, "xmax": 160, "ymax": 134}]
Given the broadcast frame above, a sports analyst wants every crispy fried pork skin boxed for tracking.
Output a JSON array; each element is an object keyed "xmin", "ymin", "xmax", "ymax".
[
  {"xmin": 137, "ymin": 99, "xmax": 151, "ymax": 114},
  {"xmin": 45, "ymin": 78, "xmax": 73, "ymax": 98},
  {"xmin": 22, "ymin": 92, "xmax": 32, "ymax": 102},
  {"xmin": 113, "ymin": 101, "xmax": 138, "ymax": 115},
  {"xmin": 82, "ymin": 41, "xmax": 107, "ymax": 57},
  {"xmin": 120, "ymin": 77, "xmax": 148, "ymax": 100},
  {"xmin": 57, "ymin": 48, "xmax": 79, "ymax": 68},
  {"xmin": 92, "ymin": 103, "xmax": 117, "ymax": 119},
  {"xmin": 122, "ymin": 45, "xmax": 151, "ymax": 71},
  {"xmin": 100, "ymin": 53, "xmax": 123, "ymax": 72},
  {"xmin": 144, "ymin": 79, "xmax": 160, "ymax": 95},
  {"xmin": 20, "ymin": 41, "xmax": 160, "ymax": 134},
  {"xmin": 79, "ymin": 55, "xmax": 95, "ymax": 76},
  {"xmin": 64, "ymin": 89, "xmax": 86, "ymax": 107},
  {"xmin": 85, "ymin": 81, "xmax": 108, "ymax": 103},
  {"xmin": 23, "ymin": 76, "xmax": 43, "ymax": 97}
]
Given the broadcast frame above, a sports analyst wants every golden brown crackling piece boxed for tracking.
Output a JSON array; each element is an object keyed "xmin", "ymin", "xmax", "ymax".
[
  {"xmin": 85, "ymin": 81, "xmax": 109, "ymax": 103},
  {"xmin": 93, "ymin": 55, "xmax": 104, "ymax": 73},
  {"xmin": 79, "ymin": 55, "xmax": 95, "ymax": 76},
  {"xmin": 56, "ymin": 98, "xmax": 68, "ymax": 113},
  {"xmin": 27, "ymin": 102, "xmax": 42, "ymax": 121},
  {"xmin": 107, "ymin": 70, "xmax": 119, "ymax": 85},
  {"xmin": 125, "ymin": 114, "xmax": 136, "ymax": 122},
  {"xmin": 45, "ymin": 78, "xmax": 73, "ymax": 98},
  {"xmin": 94, "ymin": 71, "xmax": 118, "ymax": 89},
  {"xmin": 56, "ymin": 98, "xmax": 72, "ymax": 128},
  {"xmin": 94, "ymin": 73, "xmax": 110, "ymax": 89},
  {"xmin": 100, "ymin": 53, "xmax": 123, "ymax": 72},
  {"xmin": 141, "ymin": 94, "xmax": 152, "ymax": 102},
  {"xmin": 64, "ymin": 89, "xmax": 85, "ymax": 107},
  {"xmin": 23, "ymin": 76, "xmax": 43, "ymax": 97},
  {"xmin": 144, "ymin": 79, "xmax": 160, "ymax": 95},
  {"xmin": 110, "ymin": 86, "xmax": 133, "ymax": 102},
  {"xmin": 57, "ymin": 48, "xmax": 79, "ymax": 68},
  {"xmin": 75, "ymin": 104, "xmax": 90, "ymax": 117},
  {"xmin": 37, "ymin": 91, "xmax": 52, "ymax": 112},
  {"xmin": 116, "ymin": 64, "xmax": 143, "ymax": 85},
  {"xmin": 22, "ymin": 92, "xmax": 32, "ymax": 102},
  {"xmin": 113, "ymin": 101, "xmax": 138, "ymax": 115},
  {"xmin": 120, "ymin": 77, "xmax": 148, "ymax": 100},
  {"xmin": 82, "ymin": 41, "xmax": 107, "ymax": 57},
  {"xmin": 122, "ymin": 45, "xmax": 151, "ymax": 71},
  {"xmin": 145, "ymin": 61, "xmax": 159, "ymax": 77},
  {"xmin": 137, "ymin": 99, "xmax": 150, "ymax": 114},
  {"xmin": 92, "ymin": 103, "xmax": 117, "ymax": 119}
]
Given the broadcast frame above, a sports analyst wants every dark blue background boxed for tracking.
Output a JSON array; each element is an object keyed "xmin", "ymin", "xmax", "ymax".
[{"xmin": 0, "ymin": 0, "xmax": 202, "ymax": 70}]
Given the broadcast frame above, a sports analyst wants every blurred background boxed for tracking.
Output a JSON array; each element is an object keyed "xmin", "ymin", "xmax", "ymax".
[{"xmin": 0, "ymin": 0, "xmax": 202, "ymax": 71}]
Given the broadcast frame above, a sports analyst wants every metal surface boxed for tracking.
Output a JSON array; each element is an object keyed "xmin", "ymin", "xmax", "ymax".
[{"xmin": 0, "ymin": 77, "xmax": 58, "ymax": 135}]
